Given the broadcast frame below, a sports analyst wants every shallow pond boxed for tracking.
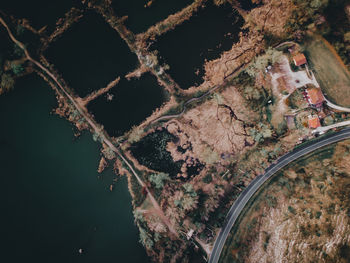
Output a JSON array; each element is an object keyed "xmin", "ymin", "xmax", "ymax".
[
  {"xmin": 237, "ymin": 0, "xmax": 262, "ymax": 11},
  {"xmin": 0, "ymin": 0, "xmax": 78, "ymax": 30},
  {"xmin": 151, "ymin": 1, "xmax": 243, "ymax": 89},
  {"xmin": 112, "ymin": 0, "xmax": 193, "ymax": 33},
  {"xmin": 88, "ymin": 72, "xmax": 165, "ymax": 137},
  {"xmin": 46, "ymin": 11, "xmax": 138, "ymax": 98},
  {"xmin": 130, "ymin": 128, "xmax": 184, "ymax": 178}
]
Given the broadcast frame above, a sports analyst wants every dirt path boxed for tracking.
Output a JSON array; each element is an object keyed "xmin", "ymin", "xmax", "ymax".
[
  {"xmin": 77, "ymin": 76, "xmax": 120, "ymax": 107},
  {"xmin": 0, "ymin": 16, "xmax": 177, "ymax": 236},
  {"xmin": 151, "ymin": 85, "xmax": 221, "ymax": 123}
]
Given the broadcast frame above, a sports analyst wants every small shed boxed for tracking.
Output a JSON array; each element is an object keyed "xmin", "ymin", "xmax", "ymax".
[
  {"xmin": 293, "ymin": 53, "xmax": 307, "ymax": 66},
  {"xmin": 308, "ymin": 115, "xmax": 321, "ymax": 129}
]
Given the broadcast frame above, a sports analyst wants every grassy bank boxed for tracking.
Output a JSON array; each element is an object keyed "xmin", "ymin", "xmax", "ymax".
[{"xmin": 303, "ymin": 34, "xmax": 350, "ymax": 107}]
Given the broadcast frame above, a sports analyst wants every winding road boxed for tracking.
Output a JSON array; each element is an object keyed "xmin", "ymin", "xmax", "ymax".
[
  {"xmin": 209, "ymin": 127, "xmax": 350, "ymax": 263},
  {"xmin": 325, "ymin": 98, "xmax": 350, "ymax": 113}
]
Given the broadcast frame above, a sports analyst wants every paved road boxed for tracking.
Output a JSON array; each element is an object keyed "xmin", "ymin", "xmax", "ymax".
[
  {"xmin": 315, "ymin": 120, "xmax": 350, "ymax": 134},
  {"xmin": 209, "ymin": 127, "xmax": 350, "ymax": 263},
  {"xmin": 325, "ymin": 98, "xmax": 350, "ymax": 113}
]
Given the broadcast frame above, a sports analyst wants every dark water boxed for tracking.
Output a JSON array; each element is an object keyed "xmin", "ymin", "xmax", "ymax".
[
  {"xmin": 46, "ymin": 11, "xmax": 138, "ymax": 98},
  {"xmin": 237, "ymin": 0, "xmax": 262, "ymax": 11},
  {"xmin": 323, "ymin": 0, "xmax": 350, "ymax": 66},
  {"xmin": 88, "ymin": 72, "xmax": 165, "ymax": 137},
  {"xmin": 151, "ymin": 2, "xmax": 243, "ymax": 89},
  {"xmin": 130, "ymin": 128, "xmax": 204, "ymax": 179},
  {"xmin": 324, "ymin": 0, "xmax": 350, "ymax": 34},
  {"xmin": 0, "ymin": 0, "xmax": 79, "ymax": 30},
  {"xmin": 0, "ymin": 26, "xmax": 11, "ymax": 59},
  {"xmin": 0, "ymin": 74, "xmax": 149, "ymax": 263},
  {"xmin": 112, "ymin": 0, "xmax": 193, "ymax": 34},
  {"xmin": 130, "ymin": 129, "xmax": 184, "ymax": 178}
]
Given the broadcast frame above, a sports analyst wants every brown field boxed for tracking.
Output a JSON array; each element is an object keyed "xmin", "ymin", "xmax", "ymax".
[
  {"xmin": 220, "ymin": 139, "xmax": 350, "ymax": 263},
  {"xmin": 304, "ymin": 34, "xmax": 350, "ymax": 107}
]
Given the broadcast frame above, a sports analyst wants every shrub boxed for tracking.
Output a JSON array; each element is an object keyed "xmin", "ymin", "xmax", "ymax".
[
  {"xmin": 202, "ymin": 174, "xmax": 213, "ymax": 184},
  {"xmin": 0, "ymin": 73, "xmax": 14, "ymax": 94},
  {"xmin": 288, "ymin": 205, "xmax": 296, "ymax": 214},
  {"xmin": 149, "ymin": 172, "xmax": 170, "ymax": 189},
  {"xmin": 11, "ymin": 63, "xmax": 24, "ymax": 75},
  {"xmin": 245, "ymin": 48, "xmax": 283, "ymax": 77}
]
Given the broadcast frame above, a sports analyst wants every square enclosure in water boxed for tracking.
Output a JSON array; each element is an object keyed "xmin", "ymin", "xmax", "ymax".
[
  {"xmin": 87, "ymin": 73, "xmax": 165, "ymax": 137},
  {"xmin": 45, "ymin": 11, "xmax": 138, "ymax": 98},
  {"xmin": 0, "ymin": 0, "xmax": 79, "ymax": 30},
  {"xmin": 112, "ymin": 0, "xmax": 193, "ymax": 33},
  {"xmin": 151, "ymin": 2, "xmax": 243, "ymax": 89}
]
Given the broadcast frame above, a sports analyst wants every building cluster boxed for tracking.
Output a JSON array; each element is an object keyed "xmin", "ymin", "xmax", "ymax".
[
  {"xmin": 292, "ymin": 53, "xmax": 326, "ymax": 129},
  {"xmin": 302, "ymin": 87, "xmax": 325, "ymax": 129}
]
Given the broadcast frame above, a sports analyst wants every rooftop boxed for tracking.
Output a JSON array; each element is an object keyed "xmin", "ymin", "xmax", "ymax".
[
  {"xmin": 306, "ymin": 87, "xmax": 325, "ymax": 106},
  {"xmin": 308, "ymin": 115, "xmax": 321, "ymax": 129},
  {"xmin": 293, "ymin": 53, "xmax": 307, "ymax": 66}
]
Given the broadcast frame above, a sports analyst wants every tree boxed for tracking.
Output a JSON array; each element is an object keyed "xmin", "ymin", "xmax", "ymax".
[
  {"xmin": 13, "ymin": 43, "xmax": 24, "ymax": 57},
  {"xmin": 310, "ymin": 0, "xmax": 326, "ymax": 9},
  {"xmin": 245, "ymin": 48, "xmax": 283, "ymax": 77},
  {"xmin": 285, "ymin": 0, "xmax": 329, "ymax": 33},
  {"xmin": 149, "ymin": 172, "xmax": 170, "ymax": 189},
  {"xmin": 182, "ymin": 194, "xmax": 198, "ymax": 211},
  {"xmin": 183, "ymin": 183, "xmax": 196, "ymax": 196},
  {"xmin": 202, "ymin": 174, "xmax": 213, "ymax": 184},
  {"xmin": 133, "ymin": 209, "xmax": 145, "ymax": 223},
  {"xmin": 128, "ymin": 126, "xmax": 144, "ymax": 144},
  {"xmin": 139, "ymin": 227, "xmax": 154, "ymax": 249},
  {"xmin": 0, "ymin": 73, "xmax": 14, "ymax": 94},
  {"xmin": 11, "ymin": 63, "xmax": 24, "ymax": 75},
  {"xmin": 16, "ymin": 25, "xmax": 25, "ymax": 36},
  {"xmin": 213, "ymin": 0, "xmax": 226, "ymax": 6},
  {"xmin": 344, "ymin": 32, "xmax": 350, "ymax": 43},
  {"xmin": 173, "ymin": 184, "xmax": 199, "ymax": 213}
]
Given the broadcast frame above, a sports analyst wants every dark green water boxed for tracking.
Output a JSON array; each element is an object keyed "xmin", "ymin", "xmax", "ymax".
[
  {"xmin": 46, "ymin": 11, "xmax": 138, "ymax": 98},
  {"xmin": 323, "ymin": 0, "xmax": 350, "ymax": 67},
  {"xmin": 130, "ymin": 128, "xmax": 204, "ymax": 179},
  {"xmin": 0, "ymin": 74, "xmax": 149, "ymax": 263},
  {"xmin": 112, "ymin": 0, "xmax": 193, "ymax": 34},
  {"xmin": 45, "ymin": 12, "xmax": 166, "ymax": 137},
  {"xmin": 0, "ymin": 0, "xmax": 79, "ymax": 30},
  {"xmin": 130, "ymin": 129, "xmax": 184, "ymax": 178},
  {"xmin": 237, "ymin": 0, "xmax": 261, "ymax": 11},
  {"xmin": 87, "ymin": 72, "xmax": 165, "ymax": 137},
  {"xmin": 151, "ymin": 2, "xmax": 243, "ymax": 89},
  {"xmin": 0, "ymin": 26, "xmax": 11, "ymax": 60}
]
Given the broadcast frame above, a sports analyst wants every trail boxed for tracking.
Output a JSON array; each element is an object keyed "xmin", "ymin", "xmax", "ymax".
[{"xmin": 151, "ymin": 85, "xmax": 220, "ymax": 123}]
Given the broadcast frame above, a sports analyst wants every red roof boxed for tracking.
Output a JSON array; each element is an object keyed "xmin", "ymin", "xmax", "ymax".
[
  {"xmin": 306, "ymin": 88, "xmax": 325, "ymax": 106},
  {"xmin": 293, "ymin": 53, "xmax": 307, "ymax": 66},
  {"xmin": 308, "ymin": 116, "xmax": 321, "ymax": 129}
]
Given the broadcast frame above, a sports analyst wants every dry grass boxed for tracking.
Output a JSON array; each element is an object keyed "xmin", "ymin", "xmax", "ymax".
[
  {"xmin": 220, "ymin": 139, "xmax": 350, "ymax": 263},
  {"xmin": 304, "ymin": 34, "xmax": 350, "ymax": 107},
  {"xmin": 166, "ymin": 85, "xmax": 259, "ymax": 168}
]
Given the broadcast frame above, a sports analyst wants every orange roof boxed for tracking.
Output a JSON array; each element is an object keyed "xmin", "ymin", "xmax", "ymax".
[
  {"xmin": 293, "ymin": 53, "xmax": 307, "ymax": 66},
  {"xmin": 308, "ymin": 116, "xmax": 321, "ymax": 129},
  {"xmin": 307, "ymin": 88, "xmax": 324, "ymax": 105}
]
